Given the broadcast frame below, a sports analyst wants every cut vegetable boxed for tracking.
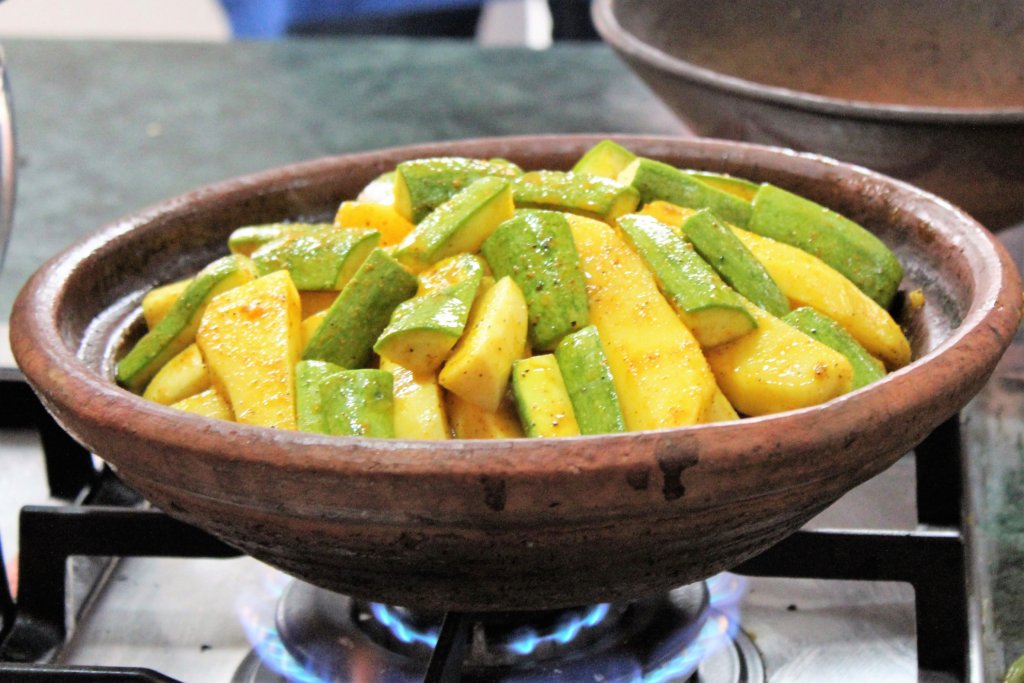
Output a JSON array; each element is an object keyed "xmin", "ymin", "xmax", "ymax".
[
  {"xmin": 481, "ymin": 209, "xmax": 589, "ymax": 351},
  {"xmin": 704, "ymin": 302, "xmax": 854, "ymax": 416},
  {"xmin": 566, "ymin": 214, "xmax": 717, "ymax": 430},
  {"xmin": 196, "ymin": 270, "xmax": 302, "ymax": 430},
  {"xmin": 228, "ymin": 223, "xmax": 332, "ymax": 257},
  {"xmin": 142, "ymin": 343, "xmax": 211, "ymax": 406},
  {"xmin": 748, "ymin": 183, "xmax": 903, "ymax": 308},
  {"xmin": 142, "ymin": 278, "xmax": 191, "ymax": 329},
  {"xmin": 295, "ymin": 359, "xmax": 344, "ymax": 434},
  {"xmin": 334, "ymin": 200, "xmax": 414, "ymax": 247},
  {"xmin": 446, "ymin": 392, "xmax": 524, "ymax": 439},
  {"xmin": 251, "ymin": 228, "xmax": 379, "ymax": 291},
  {"xmin": 438, "ymin": 276, "xmax": 529, "ymax": 412},
  {"xmin": 678, "ymin": 209, "xmax": 790, "ymax": 318},
  {"xmin": 512, "ymin": 171, "xmax": 640, "ymax": 220},
  {"xmin": 783, "ymin": 307, "xmax": 887, "ymax": 390},
  {"xmin": 512, "ymin": 354, "xmax": 580, "ymax": 438},
  {"xmin": 395, "ymin": 176, "xmax": 515, "ymax": 270},
  {"xmin": 620, "ymin": 157, "xmax": 753, "ymax": 228},
  {"xmin": 681, "ymin": 171, "xmax": 759, "ymax": 201},
  {"xmin": 117, "ymin": 254, "xmax": 257, "ymax": 393},
  {"xmin": 731, "ymin": 225, "xmax": 911, "ymax": 369},
  {"xmin": 571, "ymin": 139, "xmax": 638, "ymax": 179},
  {"xmin": 303, "ymin": 249, "xmax": 418, "ymax": 369},
  {"xmin": 374, "ymin": 255, "xmax": 484, "ymax": 374},
  {"xmin": 380, "ymin": 358, "xmax": 450, "ymax": 440},
  {"xmin": 617, "ymin": 213, "xmax": 756, "ymax": 349},
  {"xmin": 356, "ymin": 170, "xmax": 396, "ymax": 205},
  {"xmin": 320, "ymin": 369, "xmax": 395, "ymax": 438},
  {"xmin": 170, "ymin": 388, "xmax": 234, "ymax": 421},
  {"xmin": 554, "ymin": 326, "xmax": 627, "ymax": 435},
  {"xmin": 299, "ymin": 290, "xmax": 339, "ymax": 318},
  {"xmin": 394, "ymin": 156, "xmax": 522, "ymax": 223}
]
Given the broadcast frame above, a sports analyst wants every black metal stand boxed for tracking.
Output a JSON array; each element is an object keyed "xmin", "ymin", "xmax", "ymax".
[{"xmin": 0, "ymin": 506, "xmax": 240, "ymax": 663}]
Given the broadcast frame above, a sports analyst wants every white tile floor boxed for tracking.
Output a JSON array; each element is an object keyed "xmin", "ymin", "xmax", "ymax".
[{"xmin": 0, "ymin": 0, "xmax": 542, "ymax": 45}]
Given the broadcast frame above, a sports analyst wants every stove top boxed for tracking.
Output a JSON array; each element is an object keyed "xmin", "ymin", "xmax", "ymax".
[{"xmin": 0, "ymin": 365, "xmax": 979, "ymax": 681}]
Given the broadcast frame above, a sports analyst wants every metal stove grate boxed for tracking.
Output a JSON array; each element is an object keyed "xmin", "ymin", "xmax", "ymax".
[{"xmin": 0, "ymin": 376, "xmax": 971, "ymax": 681}]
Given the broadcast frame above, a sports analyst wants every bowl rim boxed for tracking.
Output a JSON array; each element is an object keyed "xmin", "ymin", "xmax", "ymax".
[
  {"xmin": 9, "ymin": 133, "xmax": 1023, "ymax": 487},
  {"xmin": 592, "ymin": 0, "xmax": 1024, "ymax": 124}
]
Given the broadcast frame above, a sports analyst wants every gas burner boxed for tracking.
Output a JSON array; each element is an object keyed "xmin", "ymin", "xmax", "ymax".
[{"xmin": 233, "ymin": 574, "xmax": 763, "ymax": 683}]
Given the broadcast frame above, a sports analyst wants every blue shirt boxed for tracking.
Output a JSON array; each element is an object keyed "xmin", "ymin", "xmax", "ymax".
[{"xmin": 221, "ymin": 0, "xmax": 484, "ymax": 38}]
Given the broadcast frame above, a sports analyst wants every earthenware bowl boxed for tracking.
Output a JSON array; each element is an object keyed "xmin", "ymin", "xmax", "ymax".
[
  {"xmin": 9, "ymin": 135, "xmax": 1022, "ymax": 611},
  {"xmin": 593, "ymin": 0, "xmax": 1024, "ymax": 230}
]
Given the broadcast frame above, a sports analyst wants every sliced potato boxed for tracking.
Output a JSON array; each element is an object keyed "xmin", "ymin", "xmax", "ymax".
[
  {"xmin": 446, "ymin": 392, "xmax": 524, "ymax": 439},
  {"xmin": 142, "ymin": 343, "xmax": 210, "ymax": 405},
  {"xmin": 142, "ymin": 278, "xmax": 192, "ymax": 329},
  {"xmin": 380, "ymin": 358, "xmax": 450, "ymax": 440},
  {"xmin": 438, "ymin": 276, "xmax": 528, "ymax": 412},
  {"xmin": 196, "ymin": 270, "xmax": 302, "ymax": 430},
  {"xmin": 170, "ymin": 388, "xmax": 234, "ymax": 421},
  {"xmin": 334, "ymin": 200, "xmax": 415, "ymax": 247},
  {"xmin": 705, "ymin": 302, "xmax": 854, "ymax": 416},
  {"xmin": 732, "ymin": 226, "xmax": 911, "ymax": 369},
  {"xmin": 566, "ymin": 214, "xmax": 717, "ymax": 430}
]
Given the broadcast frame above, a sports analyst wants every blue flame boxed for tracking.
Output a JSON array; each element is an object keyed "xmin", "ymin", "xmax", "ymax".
[
  {"xmin": 368, "ymin": 603, "xmax": 441, "ymax": 648},
  {"xmin": 238, "ymin": 602, "xmax": 330, "ymax": 683},
  {"xmin": 507, "ymin": 602, "xmax": 612, "ymax": 655},
  {"xmin": 635, "ymin": 572, "xmax": 747, "ymax": 683},
  {"xmin": 236, "ymin": 567, "xmax": 748, "ymax": 683}
]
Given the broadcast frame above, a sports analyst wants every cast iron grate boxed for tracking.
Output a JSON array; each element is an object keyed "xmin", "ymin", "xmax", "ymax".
[{"xmin": 0, "ymin": 377, "xmax": 969, "ymax": 681}]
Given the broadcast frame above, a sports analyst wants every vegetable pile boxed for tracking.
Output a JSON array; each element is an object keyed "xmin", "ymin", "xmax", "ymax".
[{"xmin": 116, "ymin": 140, "xmax": 912, "ymax": 439}]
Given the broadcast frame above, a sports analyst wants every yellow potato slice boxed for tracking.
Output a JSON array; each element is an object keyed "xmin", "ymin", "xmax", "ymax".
[
  {"xmin": 170, "ymin": 388, "xmax": 234, "ymax": 421},
  {"xmin": 196, "ymin": 270, "xmax": 302, "ymax": 430},
  {"xmin": 731, "ymin": 226, "xmax": 911, "ymax": 369},
  {"xmin": 566, "ymin": 214, "xmax": 717, "ymax": 430},
  {"xmin": 380, "ymin": 358, "xmax": 450, "ymax": 440},
  {"xmin": 705, "ymin": 303, "xmax": 854, "ymax": 416},
  {"xmin": 438, "ymin": 276, "xmax": 528, "ymax": 412},
  {"xmin": 446, "ymin": 392, "xmax": 524, "ymax": 439},
  {"xmin": 142, "ymin": 343, "xmax": 211, "ymax": 405},
  {"xmin": 334, "ymin": 200, "xmax": 414, "ymax": 247}
]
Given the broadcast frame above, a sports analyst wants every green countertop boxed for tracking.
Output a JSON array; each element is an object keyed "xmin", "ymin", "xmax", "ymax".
[
  {"xmin": 0, "ymin": 38, "xmax": 686, "ymax": 318},
  {"xmin": 0, "ymin": 37, "xmax": 1021, "ymax": 679}
]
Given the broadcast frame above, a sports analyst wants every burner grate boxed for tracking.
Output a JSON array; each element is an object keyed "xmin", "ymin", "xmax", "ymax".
[{"xmin": 0, "ymin": 376, "xmax": 972, "ymax": 681}]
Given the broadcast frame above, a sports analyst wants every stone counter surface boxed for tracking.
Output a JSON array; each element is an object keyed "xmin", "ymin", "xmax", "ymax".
[
  {"xmin": 0, "ymin": 38, "xmax": 685, "ymax": 319},
  {"xmin": 0, "ymin": 38, "xmax": 1021, "ymax": 678}
]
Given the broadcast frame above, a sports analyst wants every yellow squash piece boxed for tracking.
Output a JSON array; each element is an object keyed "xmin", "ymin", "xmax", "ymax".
[
  {"xmin": 142, "ymin": 343, "xmax": 211, "ymax": 405},
  {"xmin": 196, "ymin": 270, "xmax": 302, "ymax": 430},
  {"xmin": 511, "ymin": 354, "xmax": 581, "ymax": 438},
  {"xmin": 334, "ymin": 200, "xmax": 415, "ymax": 247},
  {"xmin": 731, "ymin": 226, "xmax": 911, "ymax": 369},
  {"xmin": 170, "ymin": 388, "xmax": 234, "ymax": 421},
  {"xmin": 380, "ymin": 358, "xmax": 450, "ymax": 440},
  {"xmin": 142, "ymin": 278, "xmax": 192, "ymax": 329},
  {"xmin": 438, "ymin": 276, "xmax": 528, "ymax": 412},
  {"xmin": 566, "ymin": 214, "xmax": 717, "ymax": 430},
  {"xmin": 446, "ymin": 392, "xmax": 524, "ymax": 439},
  {"xmin": 704, "ymin": 303, "xmax": 854, "ymax": 416}
]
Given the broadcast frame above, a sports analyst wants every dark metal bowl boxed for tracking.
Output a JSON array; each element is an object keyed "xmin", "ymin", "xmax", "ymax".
[
  {"xmin": 593, "ymin": 0, "xmax": 1024, "ymax": 229},
  {"xmin": 9, "ymin": 135, "xmax": 1022, "ymax": 611}
]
